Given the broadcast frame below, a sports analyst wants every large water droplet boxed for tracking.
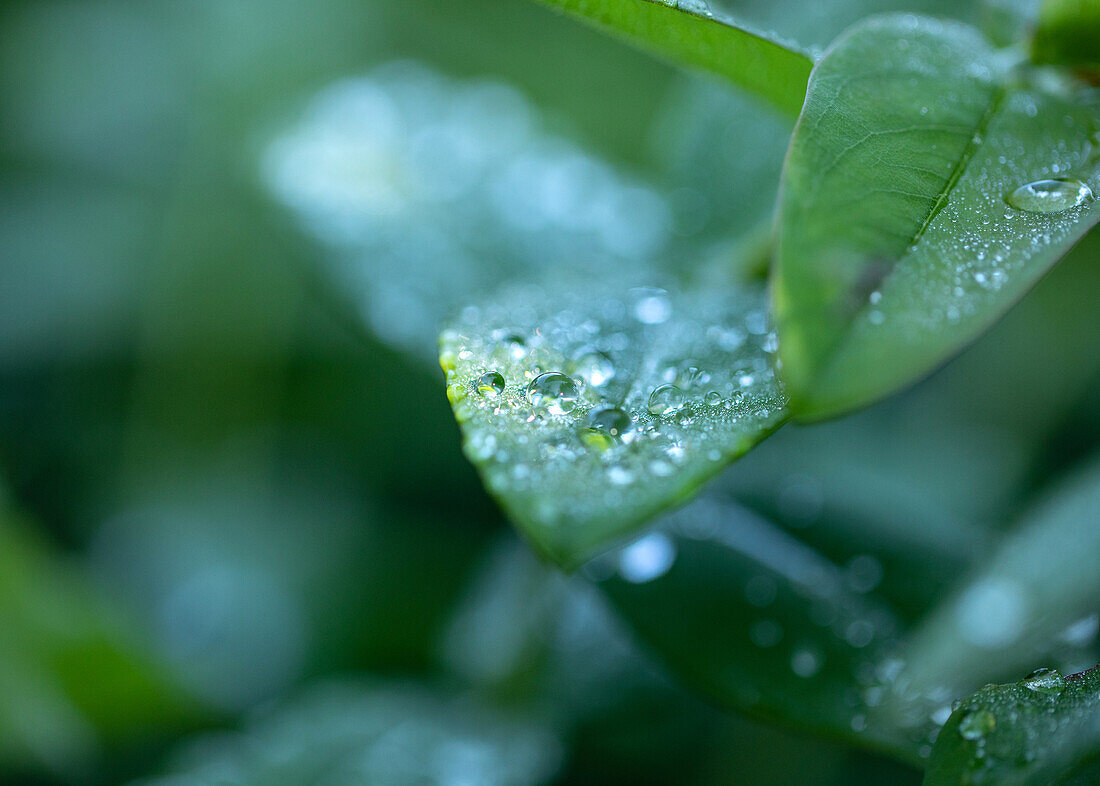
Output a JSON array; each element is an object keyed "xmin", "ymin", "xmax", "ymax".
[
  {"xmin": 958, "ymin": 708, "xmax": 996, "ymax": 740},
  {"xmin": 586, "ymin": 405, "xmax": 632, "ymax": 438},
  {"xmin": 1007, "ymin": 179, "xmax": 1093, "ymax": 214},
  {"xmin": 647, "ymin": 384, "xmax": 685, "ymax": 416},
  {"xmin": 476, "ymin": 370, "xmax": 505, "ymax": 398},
  {"xmin": 1021, "ymin": 667, "xmax": 1064, "ymax": 695},
  {"xmin": 526, "ymin": 371, "xmax": 579, "ymax": 415}
]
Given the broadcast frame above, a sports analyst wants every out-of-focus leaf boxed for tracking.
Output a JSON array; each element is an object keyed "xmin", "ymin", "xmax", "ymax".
[
  {"xmin": 440, "ymin": 283, "xmax": 787, "ymax": 568},
  {"xmin": 0, "ymin": 494, "xmax": 191, "ymax": 774},
  {"xmin": 137, "ymin": 679, "xmax": 562, "ymax": 786},
  {"xmin": 924, "ymin": 666, "xmax": 1100, "ymax": 785},
  {"xmin": 533, "ymin": 0, "xmax": 812, "ymax": 117},
  {"xmin": 873, "ymin": 454, "xmax": 1100, "ymax": 744},
  {"xmin": 591, "ymin": 496, "xmax": 917, "ymax": 762},
  {"xmin": 773, "ymin": 14, "xmax": 1100, "ymax": 420},
  {"xmin": 1033, "ymin": 0, "xmax": 1100, "ymax": 75},
  {"xmin": 92, "ymin": 444, "xmax": 488, "ymax": 709},
  {"xmin": 265, "ymin": 62, "xmax": 678, "ymax": 362}
]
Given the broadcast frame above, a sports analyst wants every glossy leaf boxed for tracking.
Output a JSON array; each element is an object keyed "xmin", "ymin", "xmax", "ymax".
[
  {"xmin": 440, "ymin": 283, "xmax": 787, "ymax": 568},
  {"xmin": 533, "ymin": 0, "xmax": 813, "ymax": 117},
  {"xmin": 1033, "ymin": 0, "xmax": 1100, "ymax": 74},
  {"xmin": 592, "ymin": 496, "xmax": 918, "ymax": 762},
  {"xmin": 773, "ymin": 14, "xmax": 1100, "ymax": 420},
  {"xmin": 924, "ymin": 666, "xmax": 1100, "ymax": 785}
]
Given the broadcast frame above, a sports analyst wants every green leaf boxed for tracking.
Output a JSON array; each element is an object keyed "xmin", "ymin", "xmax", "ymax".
[
  {"xmin": 532, "ymin": 0, "xmax": 813, "ymax": 117},
  {"xmin": 440, "ymin": 282, "xmax": 787, "ymax": 568},
  {"xmin": 773, "ymin": 14, "xmax": 1100, "ymax": 420},
  {"xmin": 591, "ymin": 497, "xmax": 918, "ymax": 762},
  {"xmin": 871, "ymin": 454, "xmax": 1100, "ymax": 745},
  {"xmin": 924, "ymin": 666, "xmax": 1100, "ymax": 785},
  {"xmin": 1033, "ymin": 0, "xmax": 1100, "ymax": 75}
]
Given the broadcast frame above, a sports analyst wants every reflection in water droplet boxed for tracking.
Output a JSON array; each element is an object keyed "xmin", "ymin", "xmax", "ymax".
[
  {"xmin": 579, "ymin": 428, "xmax": 615, "ymax": 451},
  {"xmin": 958, "ymin": 708, "xmax": 996, "ymax": 740},
  {"xmin": 476, "ymin": 371, "xmax": 506, "ymax": 398},
  {"xmin": 1006, "ymin": 179, "xmax": 1093, "ymax": 214},
  {"xmin": 526, "ymin": 372, "xmax": 579, "ymax": 415},
  {"xmin": 647, "ymin": 384, "xmax": 685, "ymax": 416},
  {"xmin": 1021, "ymin": 667, "xmax": 1064, "ymax": 695},
  {"xmin": 573, "ymin": 349, "xmax": 615, "ymax": 387}
]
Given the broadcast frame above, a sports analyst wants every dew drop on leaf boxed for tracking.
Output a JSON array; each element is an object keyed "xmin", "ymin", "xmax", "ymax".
[
  {"xmin": 476, "ymin": 371, "xmax": 506, "ymax": 398},
  {"xmin": 526, "ymin": 372, "xmax": 579, "ymax": 415},
  {"xmin": 1006, "ymin": 179, "xmax": 1094, "ymax": 214},
  {"xmin": 647, "ymin": 384, "xmax": 685, "ymax": 416},
  {"xmin": 1020, "ymin": 667, "xmax": 1064, "ymax": 695},
  {"xmin": 585, "ymin": 405, "xmax": 632, "ymax": 439},
  {"xmin": 572, "ymin": 349, "xmax": 616, "ymax": 387}
]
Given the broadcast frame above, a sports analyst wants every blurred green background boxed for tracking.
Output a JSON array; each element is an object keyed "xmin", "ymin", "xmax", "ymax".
[{"xmin": 1, "ymin": 0, "xmax": 1097, "ymax": 784}]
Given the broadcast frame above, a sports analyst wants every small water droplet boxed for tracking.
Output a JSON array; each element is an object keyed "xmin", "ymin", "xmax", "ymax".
[
  {"xmin": 704, "ymin": 391, "xmax": 722, "ymax": 406},
  {"xmin": 493, "ymin": 330, "xmax": 528, "ymax": 359},
  {"xmin": 958, "ymin": 709, "xmax": 996, "ymax": 740},
  {"xmin": 1007, "ymin": 179, "xmax": 1093, "ymax": 214},
  {"xmin": 526, "ymin": 371, "xmax": 579, "ymax": 415},
  {"xmin": 475, "ymin": 371, "xmax": 506, "ymax": 398},
  {"xmin": 647, "ymin": 384, "xmax": 685, "ymax": 416},
  {"xmin": 1021, "ymin": 667, "xmax": 1064, "ymax": 695}
]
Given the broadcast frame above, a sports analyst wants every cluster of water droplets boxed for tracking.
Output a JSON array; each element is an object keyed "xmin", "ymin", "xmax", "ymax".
[
  {"xmin": 935, "ymin": 665, "xmax": 1100, "ymax": 784},
  {"xmin": 440, "ymin": 283, "xmax": 787, "ymax": 546}
]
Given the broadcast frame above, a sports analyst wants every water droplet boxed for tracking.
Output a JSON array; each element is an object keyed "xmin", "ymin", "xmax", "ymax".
[
  {"xmin": 631, "ymin": 287, "xmax": 672, "ymax": 324},
  {"xmin": 618, "ymin": 533, "xmax": 676, "ymax": 583},
  {"xmin": 1007, "ymin": 179, "xmax": 1093, "ymax": 214},
  {"xmin": 493, "ymin": 330, "xmax": 528, "ymax": 359},
  {"xmin": 607, "ymin": 466, "xmax": 635, "ymax": 486},
  {"xmin": 958, "ymin": 709, "xmax": 996, "ymax": 740},
  {"xmin": 704, "ymin": 391, "xmax": 722, "ymax": 406},
  {"xmin": 647, "ymin": 384, "xmax": 685, "ymax": 416},
  {"xmin": 585, "ymin": 405, "xmax": 632, "ymax": 438},
  {"xmin": 475, "ymin": 370, "xmax": 505, "ymax": 398},
  {"xmin": 573, "ymin": 349, "xmax": 615, "ymax": 387},
  {"xmin": 1021, "ymin": 667, "xmax": 1064, "ymax": 695},
  {"xmin": 791, "ymin": 648, "xmax": 822, "ymax": 678},
  {"xmin": 526, "ymin": 371, "xmax": 579, "ymax": 415}
]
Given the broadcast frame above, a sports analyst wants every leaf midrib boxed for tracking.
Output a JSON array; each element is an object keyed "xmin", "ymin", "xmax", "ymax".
[{"xmin": 806, "ymin": 82, "xmax": 1010, "ymax": 392}]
